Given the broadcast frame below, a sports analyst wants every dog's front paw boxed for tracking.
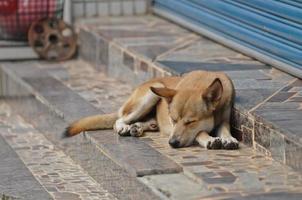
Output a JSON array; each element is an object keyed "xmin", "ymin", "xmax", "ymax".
[
  {"xmin": 207, "ymin": 137, "xmax": 222, "ymax": 149},
  {"xmin": 129, "ymin": 123, "xmax": 144, "ymax": 137},
  {"xmin": 116, "ymin": 126, "xmax": 131, "ymax": 136},
  {"xmin": 114, "ymin": 120, "xmax": 131, "ymax": 136},
  {"xmin": 221, "ymin": 137, "xmax": 239, "ymax": 150}
]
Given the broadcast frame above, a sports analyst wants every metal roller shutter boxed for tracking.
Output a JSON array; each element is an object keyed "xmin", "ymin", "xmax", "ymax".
[{"xmin": 153, "ymin": 0, "xmax": 302, "ymax": 78}]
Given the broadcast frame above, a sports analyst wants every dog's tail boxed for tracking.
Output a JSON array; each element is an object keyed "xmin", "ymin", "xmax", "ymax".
[{"xmin": 62, "ymin": 113, "xmax": 118, "ymax": 138}]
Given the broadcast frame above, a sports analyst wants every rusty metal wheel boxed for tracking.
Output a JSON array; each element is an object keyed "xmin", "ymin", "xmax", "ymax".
[{"xmin": 28, "ymin": 18, "xmax": 77, "ymax": 61}]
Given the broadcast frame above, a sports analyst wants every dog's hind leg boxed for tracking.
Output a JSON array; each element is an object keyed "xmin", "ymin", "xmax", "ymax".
[
  {"xmin": 114, "ymin": 82, "xmax": 163, "ymax": 136},
  {"xmin": 129, "ymin": 118, "xmax": 158, "ymax": 137}
]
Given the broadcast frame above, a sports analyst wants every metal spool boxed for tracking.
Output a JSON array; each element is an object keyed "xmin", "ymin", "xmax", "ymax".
[{"xmin": 28, "ymin": 18, "xmax": 77, "ymax": 61}]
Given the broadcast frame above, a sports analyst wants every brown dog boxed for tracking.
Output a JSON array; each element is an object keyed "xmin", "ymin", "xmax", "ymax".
[{"xmin": 64, "ymin": 70, "xmax": 239, "ymax": 149}]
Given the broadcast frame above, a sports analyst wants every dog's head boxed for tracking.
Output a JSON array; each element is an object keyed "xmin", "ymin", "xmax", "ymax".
[{"xmin": 151, "ymin": 78, "xmax": 223, "ymax": 148}]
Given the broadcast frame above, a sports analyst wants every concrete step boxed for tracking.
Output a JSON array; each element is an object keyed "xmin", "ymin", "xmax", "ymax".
[
  {"xmin": 76, "ymin": 15, "xmax": 302, "ymax": 173},
  {"xmin": 1, "ymin": 60, "xmax": 302, "ymax": 199}
]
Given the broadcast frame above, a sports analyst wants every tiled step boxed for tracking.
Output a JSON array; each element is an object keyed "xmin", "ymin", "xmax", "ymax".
[
  {"xmin": 2, "ymin": 60, "xmax": 302, "ymax": 199},
  {"xmin": 0, "ymin": 102, "xmax": 116, "ymax": 200},
  {"xmin": 76, "ymin": 15, "xmax": 302, "ymax": 173},
  {"xmin": 8, "ymin": 60, "xmax": 302, "ymax": 200},
  {"xmin": 0, "ymin": 116, "xmax": 52, "ymax": 200},
  {"xmin": 0, "ymin": 62, "xmax": 178, "ymax": 200},
  {"xmin": 56, "ymin": 61, "xmax": 302, "ymax": 199}
]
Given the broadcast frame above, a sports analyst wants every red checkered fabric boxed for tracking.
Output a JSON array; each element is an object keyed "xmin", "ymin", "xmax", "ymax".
[
  {"xmin": 0, "ymin": 0, "xmax": 63, "ymax": 40},
  {"xmin": 0, "ymin": 0, "xmax": 18, "ymax": 15}
]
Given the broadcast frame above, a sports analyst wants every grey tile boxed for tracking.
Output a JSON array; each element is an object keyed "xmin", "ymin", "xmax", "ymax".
[
  {"xmin": 231, "ymin": 109, "xmax": 253, "ymax": 130},
  {"xmin": 96, "ymin": 36, "xmax": 109, "ymax": 69},
  {"xmin": 241, "ymin": 126, "xmax": 253, "ymax": 147},
  {"xmin": 128, "ymin": 45, "xmax": 172, "ymax": 61},
  {"xmin": 140, "ymin": 173, "xmax": 212, "ymax": 200},
  {"xmin": 122, "ymin": 1, "xmax": 134, "ymax": 15},
  {"xmin": 90, "ymin": 131, "xmax": 182, "ymax": 176},
  {"xmin": 123, "ymin": 52, "xmax": 135, "ymax": 70},
  {"xmin": 227, "ymin": 192, "xmax": 302, "ymax": 200},
  {"xmin": 253, "ymin": 110, "xmax": 302, "ymax": 123},
  {"xmin": 225, "ymin": 70, "xmax": 271, "ymax": 80},
  {"xmin": 73, "ymin": 3, "xmax": 84, "ymax": 18},
  {"xmin": 158, "ymin": 60, "xmax": 269, "ymax": 75},
  {"xmin": 97, "ymin": 29, "xmax": 177, "ymax": 41},
  {"xmin": 235, "ymin": 89, "xmax": 276, "ymax": 111},
  {"xmin": 110, "ymin": 1, "xmax": 122, "ymax": 16},
  {"xmin": 254, "ymin": 122, "xmax": 271, "ymax": 149},
  {"xmin": 273, "ymin": 120, "xmax": 302, "ymax": 140},
  {"xmin": 140, "ymin": 61, "xmax": 149, "ymax": 72},
  {"xmin": 0, "ymin": 136, "xmax": 51, "ymax": 199},
  {"xmin": 79, "ymin": 29, "xmax": 98, "ymax": 65},
  {"xmin": 134, "ymin": 0, "xmax": 148, "ymax": 14},
  {"xmin": 267, "ymin": 92, "xmax": 296, "ymax": 102},
  {"xmin": 233, "ymin": 79, "xmax": 285, "ymax": 90},
  {"xmin": 108, "ymin": 44, "xmax": 137, "ymax": 85},
  {"xmin": 285, "ymin": 139, "xmax": 302, "ymax": 173},
  {"xmin": 97, "ymin": 2, "xmax": 109, "ymax": 16},
  {"xmin": 85, "ymin": 2, "xmax": 97, "ymax": 17},
  {"xmin": 157, "ymin": 37, "xmax": 258, "ymax": 63},
  {"xmin": 270, "ymin": 131, "xmax": 285, "ymax": 163},
  {"xmin": 254, "ymin": 102, "xmax": 301, "ymax": 112},
  {"xmin": 23, "ymin": 76, "xmax": 99, "ymax": 122}
]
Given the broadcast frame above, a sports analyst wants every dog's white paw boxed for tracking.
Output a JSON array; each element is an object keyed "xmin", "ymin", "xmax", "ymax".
[
  {"xmin": 129, "ymin": 123, "xmax": 144, "ymax": 137},
  {"xmin": 206, "ymin": 137, "xmax": 222, "ymax": 149},
  {"xmin": 114, "ymin": 119, "xmax": 131, "ymax": 136},
  {"xmin": 221, "ymin": 136, "xmax": 239, "ymax": 150}
]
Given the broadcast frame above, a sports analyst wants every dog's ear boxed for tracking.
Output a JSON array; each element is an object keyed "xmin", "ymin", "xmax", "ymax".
[
  {"xmin": 150, "ymin": 87, "xmax": 176, "ymax": 103},
  {"xmin": 202, "ymin": 78, "xmax": 223, "ymax": 106}
]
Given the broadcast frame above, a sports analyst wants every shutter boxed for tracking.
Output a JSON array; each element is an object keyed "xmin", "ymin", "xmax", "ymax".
[{"xmin": 153, "ymin": 0, "xmax": 302, "ymax": 78}]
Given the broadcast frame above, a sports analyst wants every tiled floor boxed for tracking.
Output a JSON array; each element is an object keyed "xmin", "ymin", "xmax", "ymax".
[{"xmin": 41, "ymin": 59, "xmax": 302, "ymax": 199}]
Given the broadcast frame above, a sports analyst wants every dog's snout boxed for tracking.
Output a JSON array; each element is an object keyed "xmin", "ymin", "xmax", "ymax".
[{"xmin": 169, "ymin": 138, "xmax": 180, "ymax": 148}]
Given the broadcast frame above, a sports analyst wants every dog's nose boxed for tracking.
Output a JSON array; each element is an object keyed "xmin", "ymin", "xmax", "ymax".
[{"xmin": 169, "ymin": 138, "xmax": 180, "ymax": 148}]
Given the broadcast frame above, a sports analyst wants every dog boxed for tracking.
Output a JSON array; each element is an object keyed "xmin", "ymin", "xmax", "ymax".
[{"xmin": 63, "ymin": 70, "xmax": 239, "ymax": 149}]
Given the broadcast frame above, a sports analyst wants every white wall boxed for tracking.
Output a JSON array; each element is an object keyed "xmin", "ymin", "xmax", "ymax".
[{"xmin": 70, "ymin": 0, "xmax": 151, "ymax": 21}]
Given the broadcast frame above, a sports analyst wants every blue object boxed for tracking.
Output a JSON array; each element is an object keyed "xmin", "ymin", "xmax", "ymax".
[{"xmin": 153, "ymin": 0, "xmax": 302, "ymax": 77}]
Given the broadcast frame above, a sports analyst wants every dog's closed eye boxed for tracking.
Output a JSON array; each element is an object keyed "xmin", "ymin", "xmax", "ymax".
[{"xmin": 184, "ymin": 119, "xmax": 197, "ymax": 125}]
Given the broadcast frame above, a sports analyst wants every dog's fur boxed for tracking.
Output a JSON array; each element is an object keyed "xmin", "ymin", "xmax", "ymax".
[{"xmin": 64, "ymin": 70, "xmax": 239, "ymax": 149}]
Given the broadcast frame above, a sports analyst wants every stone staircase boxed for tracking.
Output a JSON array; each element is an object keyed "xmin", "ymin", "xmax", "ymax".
[{"xmin": 1, "ymin": 14, "xmax": 302, "ymax": 200}]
